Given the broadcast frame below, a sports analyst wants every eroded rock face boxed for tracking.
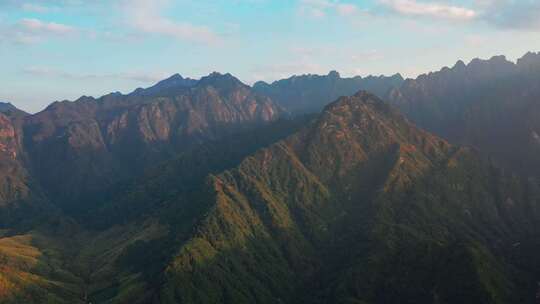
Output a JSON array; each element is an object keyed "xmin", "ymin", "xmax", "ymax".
[
  {"xmin": 0, "ymin": 114, "xmax": 30, "ymax": 205},
  {"xmin": 0, "ymin": 114, "xmax": 17, "ymax": 159},
  {"xmin": 21, "ymin": 73, "xmax": 284, "ymax": 210}
]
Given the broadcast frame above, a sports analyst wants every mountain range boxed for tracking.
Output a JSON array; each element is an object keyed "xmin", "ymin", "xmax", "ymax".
[
  {"xmin": 388, "ymin": 52, "xmax": 540, "ymax": 178},
  {"xmin": 1, "ymin": 52, "xmax": 540, "ymax": 304},
  {"xmin": 253, "ymin": 71, "xmax": 404, "ymax": 114},
  {"xmin": 14, "ymin": 72, "xmax": 282, "ymax": 215}
]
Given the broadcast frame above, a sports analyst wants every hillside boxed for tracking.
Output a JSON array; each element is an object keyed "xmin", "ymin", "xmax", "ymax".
[
  {"xmin": 159, "ymin": 92, "xmax": 540, "ymax": 304},
  {"xmin": 18, "ymin": 72, "xmax": 283, "ymax": 214},
  {"xmin": 388, "ymin": 52, "xmax": 540, "ymax": 177}
]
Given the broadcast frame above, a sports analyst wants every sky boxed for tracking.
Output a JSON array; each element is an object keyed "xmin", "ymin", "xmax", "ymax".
[{"xmin": 1, "ymin": 0, "xmax": 540, "ymax": 113}]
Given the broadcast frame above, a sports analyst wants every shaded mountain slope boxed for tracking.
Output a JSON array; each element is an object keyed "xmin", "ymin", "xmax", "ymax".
[
  {"xmin": 159, "ymin": 92, "xmax": 540, "ymax": 304},
  {"xmin": 0, "ymin": 114, "xmax": 311, "ymax": 304},
  {"xmin": 130, "ymin": 74, "xmax": 198, "ymax": 97},
  {"xmin": 21, "ymin": 72, "xmax": 283, "ymax": 213},
  {"xmin": 86, "ymin": 114, "xmax": 314, "ymax": 229},
  {"xmin": 0, "ymin": 113, "xmax": 28, "ymax": 205},
  {"xmin": 0, "ymin": 111, "xmax": 49, "ymax": 230},
  {"xmin": 388, "ymin": 52, "xmax": 540, "ymax": 177},
  {"xmin": 253, "ymin": 71, "xmax": 403, "ymax": 114},
  {"xmin": 0, "ymin": 102, "xmax": 27, "ymax": 116}
]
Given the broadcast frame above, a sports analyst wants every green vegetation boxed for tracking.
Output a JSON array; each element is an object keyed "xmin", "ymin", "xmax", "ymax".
[{"xmin": 1, "ymin": 92, "xmax": 540, "ymax": 303}]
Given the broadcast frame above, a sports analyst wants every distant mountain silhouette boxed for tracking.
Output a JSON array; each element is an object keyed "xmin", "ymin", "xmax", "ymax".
[
  {"xmin": 388, "ymin": 52, "xmax": 540, "ymax": 177},
  {"xmin": 130, "ymin": 73, "xmax": 198, "ymax": 96},
  {"xmin": 0, "ymin": 102, "xmax": 17, "ymax": 113},
  {"xmin": 254, "ymin": 70, "xmax": 403, "ymax": 114}
]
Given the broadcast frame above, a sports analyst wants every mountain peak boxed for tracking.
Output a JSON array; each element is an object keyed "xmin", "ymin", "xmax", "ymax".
[
  {"xmin": 323, "ymin": 90, "xmax": 389, "ymax": 116},
  {"xmin": 200, "ymin": 72, "xmax": 238, "ymax": 81},
  {"xmin": 157, "ymin": 73, "xmax": 197, "ymax": 87},
  {"xmin": 391, "ymin": 73, "xmax": 404, "ymax": 81},
  {"xmin": 198, "ymin": 72, "xmax": 246, "ymax": 89},
  {"xmin": 468, "ymin": 55, "xmax": 512, "ymax": 68},
  {"xmin": 517, "ymin": 51, "xmax": 540, "ymax": 69},
  {"xmin": 130, "ymin": 73, "xmax": 197, "ymax": 96},
  {"xmin": 0, "ymin": 102, "xmax": 27, "ymax": 116},
  {"xmin": 328, "ymin": 70, "xmax": 341, "ymax": 78},
  {"xmin": 0, "ymin": 102, "xmax": 17, "ymax": 113},
  {"xmin": 167, "ymin": 73, "xmax": 183, "ymax": 80},
  {"xmin": 453, "ymin": 60, "xmax": 466, "ymax": 69}
]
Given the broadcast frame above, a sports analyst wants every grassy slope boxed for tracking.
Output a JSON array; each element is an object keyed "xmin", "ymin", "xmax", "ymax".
[
  {"xmin": 0, "ymin": 232, "xmax": 83, "ymax": 303},
  {"xmin": 0, "ymin": 218, "xmax": 168, "ymax": 304}
]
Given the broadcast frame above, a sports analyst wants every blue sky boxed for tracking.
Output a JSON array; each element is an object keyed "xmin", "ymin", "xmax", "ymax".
[{"xmin": 1, "ymin": 0, "xmax": 540, "ymax": 112}]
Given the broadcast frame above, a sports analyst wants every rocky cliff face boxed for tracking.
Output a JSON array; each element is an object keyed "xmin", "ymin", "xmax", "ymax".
[
  {"xmin": 14, "ymin": 73, "xmax": 283, "ymax": 212},
  {"xmin": 0, "ymin": 112, "xmax": 36, "ymax": 216},
  {"xmin": 388, "ymin": 52, "xmax": 540, "ymax": 177},
  {"xmin": 0, "ymin": 114, "xmax": 18, "ymax": 161}
]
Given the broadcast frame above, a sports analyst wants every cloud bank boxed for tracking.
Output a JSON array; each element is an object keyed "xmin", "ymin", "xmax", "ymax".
[{"xmin": 379, "ymin": 0, "xmax": 476, "ymax": 20}]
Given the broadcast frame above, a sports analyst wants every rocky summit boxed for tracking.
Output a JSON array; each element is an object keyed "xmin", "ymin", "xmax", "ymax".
[{"xmin": 14, "ymin": 72, "xmax": 283, "ymax": 213}]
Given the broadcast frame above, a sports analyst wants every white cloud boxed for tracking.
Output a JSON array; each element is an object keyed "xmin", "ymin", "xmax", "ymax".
[
  {"xmin": 379, "ymin": 0, "xmax": 477, "ymax": 20},
  {"xmin": 336, "ymin": 3, "xmax": 358, "ymax": 16},
  {"xmin": 474, "ymin": 0, "xmax": 540, "ymax": 30},
  {"xmin": 120, "ymin": 0, "xmax": 221, "ymax": 45},
  {"xmin": 0, "ymin": 18, "xmax": 79, "ymax": 45},
  {"xmin": 0, "ymin": 0, "xmax": 90, "ymax": 10},
  {"xmin": 19, "ymin": 18, "xmax": 77, "ymax": 35},
  {"xmin": 299, "ymin": 0, "xmax": 362, "ymax": 18}
]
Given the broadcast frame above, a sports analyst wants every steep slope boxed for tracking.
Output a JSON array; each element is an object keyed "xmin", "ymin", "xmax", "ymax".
[
  {"xmin": 0, "ymin": 113, "xmax": 29, "ymax": 206},
  {"xmin": 0, "ymin": 114, "xmax": 311, "ymax": 304},
  {"xmin": 159, "ymin": 92, "xmax": 540, "ymax": 304},
  {"xmin": 22, "ymin": 72, "xmax": 283, "ymax": 213},
  {"xmin": 0, "ymin": 109, "xmax": 50, "ymax": 230},
  {"xmin": 388, "ymin": 52, "xmax": 540, "ymax": 177},
  {"xmin": 254, "ymin": 71, "xmax": 403, "ymax": 114},
  {"xmin": 0, "ymin": 102, "xmax": 19, "ymax": 113}
]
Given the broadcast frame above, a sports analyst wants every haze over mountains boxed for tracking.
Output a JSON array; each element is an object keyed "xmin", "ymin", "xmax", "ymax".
[
  {"xmin": 1, "ymin": 51, "xmax": 540, "ymax": 304},
  {"xmin": 388, "ymin": 52, "xmax": 540, "ymax": 178},
  {"xmin": 253, "ymin": 71, "xmax": 404, "ymax": 114}
]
